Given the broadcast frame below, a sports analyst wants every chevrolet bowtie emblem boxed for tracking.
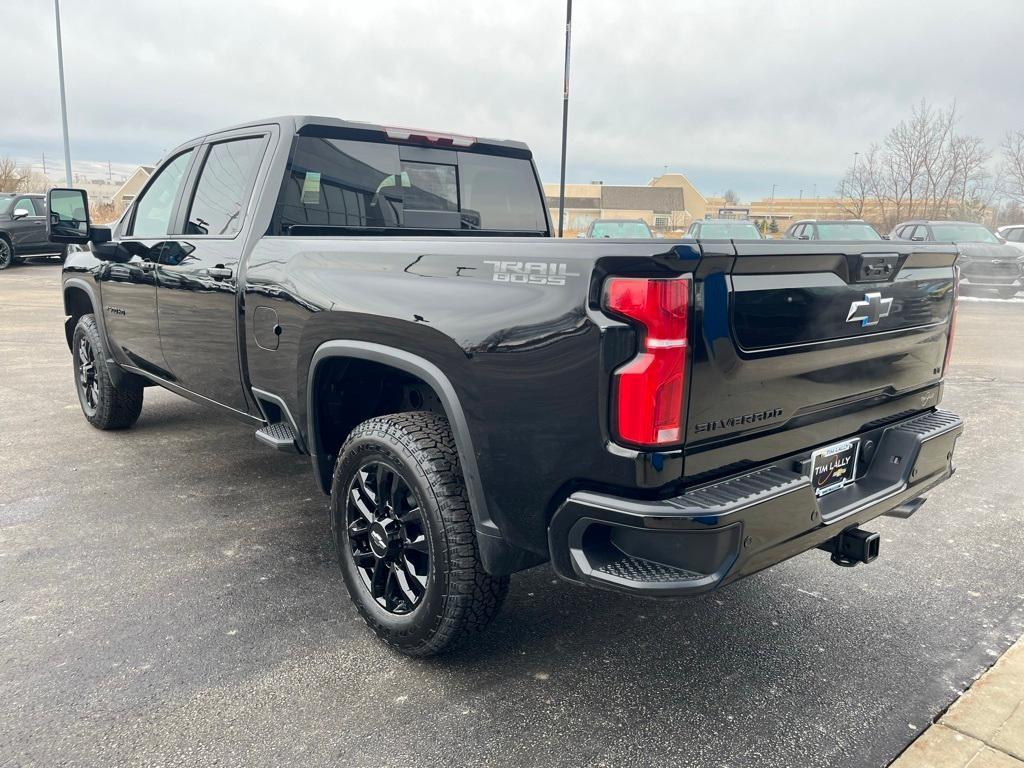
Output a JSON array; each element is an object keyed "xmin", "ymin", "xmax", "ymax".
[{"xmin": 846, "ymin": 292, "xmax": 893, "ymax": 327}]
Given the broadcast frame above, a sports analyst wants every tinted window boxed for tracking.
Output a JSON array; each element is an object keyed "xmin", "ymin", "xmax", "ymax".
[
  {"xmin": 930, "ymin": 224, "xmax": 999, "ymax": 243},
  {"xmin": 0, "ymin": 195, "xmax": 14, "ymax": 213},
  {"xmin": 816, "ymin": 223, "xmax": 882, "ymax": 240},
  {"xmin": 274, "ymin": 136, "xmax": 546, "ymax": 234},
  {"xmin": 131, "ymin": 150, "xmax": 193, "ymax": 237},
  {"xmin": 276, "ymin": 138, "xmax": 402, "ymax": 230},
  {"xmin": 457, "ymin": 152, "xmax": 546, "ymax": 231},
  {"xmin": 30, "ymin": 197, "xmax": 47, "ymax": 216},
  {"xmin": 699, "ymin": 222, "xmax": 761, "ymax": 239},
  {"xmin": 1007, "ymin": 228, "xmax": 1024, "ymax": 242},
  {"xmin": 401, "ymin": 161, "xmax": 457, "ymax": 212},
  {"xmin": 185, "ymin": 137, "xmax": 265, "ymax": 236}
]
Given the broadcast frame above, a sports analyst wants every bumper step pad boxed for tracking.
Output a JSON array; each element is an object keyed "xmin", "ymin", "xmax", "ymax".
[{"xmin": 549, "ymin": 409, "xmax": 963, "ymax": 596}]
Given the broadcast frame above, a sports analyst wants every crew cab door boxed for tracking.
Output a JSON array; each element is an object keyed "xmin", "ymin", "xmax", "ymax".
[
  {"xmin": 154, "ymin": 130, "xmax": 270, "ymax": 415},
  {"xmin": 9, "ymin": 196, "xmax": 49, "ymax": 253},
  {"xmin": 98, "ymin": 148, "xmax": 197, "ymax": 375}
]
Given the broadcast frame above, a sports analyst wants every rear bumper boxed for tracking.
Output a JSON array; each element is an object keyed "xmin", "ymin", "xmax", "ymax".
[{"xmin": 548, "ymin": 409, "xmax": 963, "ymax": 596}]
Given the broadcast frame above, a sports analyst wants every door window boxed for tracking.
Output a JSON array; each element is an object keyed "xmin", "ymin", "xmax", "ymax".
[
  {"xmin": 130, "ymin": 150, "xmax": 194, "ymax": 238},
  {"xmin": 12, "ymin": 197, "xmax": 35, "ymax": 217},
  {"xmin": 30, "ymin": 198, "xmax": 47, "ymax": 216},
  {"xmin": 184, "ymin": 136, "xmax": 266, "ymax": 237}
]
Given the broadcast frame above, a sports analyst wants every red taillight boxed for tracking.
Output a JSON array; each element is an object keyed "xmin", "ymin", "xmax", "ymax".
[
  {"xmin": 942, "ymin": 267, "xmax": 960, "ymax": 375},
  {"xmin": 603, "ymin": 276, "xmax": 691, "ymax": 447}
]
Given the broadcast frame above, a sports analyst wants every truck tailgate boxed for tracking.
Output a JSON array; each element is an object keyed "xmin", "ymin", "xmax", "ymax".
[{"xmin": 684, "ymin": 241, "xmax": 956, "ymax": 481}]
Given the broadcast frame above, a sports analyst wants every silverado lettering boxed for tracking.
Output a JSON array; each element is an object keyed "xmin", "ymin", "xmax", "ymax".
[
  {"xmin": 48, "ymin": 115, "xmax": 963, "ymax": 657},
  {"xmin": 694, "ymin": 408, "xmax": 785, "ymax": 434}
]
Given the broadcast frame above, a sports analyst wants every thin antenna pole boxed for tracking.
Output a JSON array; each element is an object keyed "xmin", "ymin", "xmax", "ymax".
[
  {"xmin": 54, "ymin": 0, "xmax": 73, "ymax": 187},
  {"xmin": 556, "ymin": 0, "xmax": 572, "ymax": 238}
]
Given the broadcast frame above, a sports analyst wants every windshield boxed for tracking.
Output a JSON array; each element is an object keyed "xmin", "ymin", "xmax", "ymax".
[
  {"xmin": 589, "ymin": 221, "xmax": 652, "ymax": 238},
  {"xmin": 930, "ymin": 224, "xmax": 999, "ymax": 244},
  {"xmin": 815, "ymin": 223, "xmax": 882, "ymax": 241},
  {"xmin": 0, "ymin": 195, "xmax": 14, "ymax": 214},
  {"xmin": 699, "ymin": 222, "xmax": 762, "ymax": 239}
]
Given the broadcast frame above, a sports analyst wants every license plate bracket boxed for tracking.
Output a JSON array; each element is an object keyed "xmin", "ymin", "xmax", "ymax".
[{"xmin": 810, "ymin": 438, "xmax": 860, "ymax": 497}]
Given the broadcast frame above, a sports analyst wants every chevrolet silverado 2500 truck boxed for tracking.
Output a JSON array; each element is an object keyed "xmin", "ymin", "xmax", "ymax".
[{"xmin": 48, "ymin": 116, "xmax": 963, "ymax": 656}]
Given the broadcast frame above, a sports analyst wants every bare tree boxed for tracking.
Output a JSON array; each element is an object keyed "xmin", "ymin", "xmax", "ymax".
[
  {"xmin": 999, "ymin": 130, "xmax": 1024, "ymax": 207},
  {"xmin": 722, "ymin": 188, "xmax": 740, "ymax": 205},
  {"xmin": 837, "ymin": 100, "xmax": 993, "ymax": 230},
  {"xmin": 0, "ymin": 157, "xmax": 22, "ymax": 192}
]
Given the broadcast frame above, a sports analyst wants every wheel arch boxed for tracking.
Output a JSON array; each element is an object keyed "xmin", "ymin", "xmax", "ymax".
[
  {"xmin": 306, "ymin": 341, "xmax": 538, "ymax": 575},
  {"xmin": 62, "ymin": 278, "xmax": 127, "ymax": 388}
]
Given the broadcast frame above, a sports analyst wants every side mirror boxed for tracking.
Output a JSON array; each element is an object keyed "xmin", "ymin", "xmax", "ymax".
[
  {"xmin": 911, "ymin": 235, "xmax": 925, "ymax": 242},
  {"xmin": 576, "ymin": 232, "xmax": 587, "ymax": 238},
  {"xmin": 47, "ymin": 188, "xmax": 92, "ymax": 244},
  {"xmin": 12, "ymin": 208, "xmax": 30, "ymax": 220}
]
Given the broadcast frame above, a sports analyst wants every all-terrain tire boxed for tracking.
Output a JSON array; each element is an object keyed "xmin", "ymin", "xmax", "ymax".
[
  {"xmin": 331, "ymin": 411, "xmax": 509, "ymax": 656},
  {"xmin": 72, "ymin": 314, "xmax": 144, "ymax": 429}
]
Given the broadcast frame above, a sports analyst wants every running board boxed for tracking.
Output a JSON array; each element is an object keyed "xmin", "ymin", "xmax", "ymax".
[{"xmin": 255, "ymin": 422, "xmax": 299, "ymax": 453}]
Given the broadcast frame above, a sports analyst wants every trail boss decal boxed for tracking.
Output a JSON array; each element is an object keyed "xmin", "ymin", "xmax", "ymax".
[{"xmin": 483, "ymin": 260, "xmax": 580, "ymax": 286}]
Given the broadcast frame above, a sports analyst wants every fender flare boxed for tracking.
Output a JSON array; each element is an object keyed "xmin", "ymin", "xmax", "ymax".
[
  {"xmin": 306, "ymin": 340, "xmax": 501, "ymax": 540},
  {"xmin": 62, "ymin": 277, "xmax": 126, "ymax": 388}
]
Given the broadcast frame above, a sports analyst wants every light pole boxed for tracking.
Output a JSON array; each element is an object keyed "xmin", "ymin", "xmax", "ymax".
[
  {"xmin": 54, "ymin": 0, "xmax": 72, "ymax": 187},
  {"xmin": 556, "ymin": 0, "xmax": 572, "ymax": 238}
]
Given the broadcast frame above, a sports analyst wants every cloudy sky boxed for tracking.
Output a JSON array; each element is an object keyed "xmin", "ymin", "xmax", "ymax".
[{"xmin": 4, "ymin": 0, "xmax": 1023, "ymax": 200}]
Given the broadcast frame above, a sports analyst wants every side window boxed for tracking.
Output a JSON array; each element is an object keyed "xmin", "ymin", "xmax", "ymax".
[
  {"xmin": 13, "ymin": 197, "xmax": 34, "ymax": 216},
  {"xmin": 184, "ymin": 137, "xmax": 266, "ymax": 237},
  {"xmin": 1008, "ymin": 229, "xmax": 1024, "ymax": 243},
  {"xmin": 31, "ymin": 198, "xmax": 47, "ymax": 216},
  {"xmin": 130, "ymin": 150, "xmax": 194, "ymax": 238},
  {"xmin": 793, "ymin": 224, "xmax": 806, "ymax": 239}
]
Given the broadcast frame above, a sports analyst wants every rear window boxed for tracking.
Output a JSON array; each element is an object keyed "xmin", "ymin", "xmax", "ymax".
[
  {"xmin": 815, "ymin": 223, "xmax": 882, "ymax": 241},
  {"xmin": 930, "ymin": 224, "xmax": 999, "ymax": 244},
  {"xmin": 273, "ymin": 137, "xmax": 547, "ymax": 235},
  {"xmin": 0, "ymin": 195, "xmax": 13, "ymax": 213},
  {"xmin": 589, "ymin": 221, "xmax": 652, "ymax": 238},
  {"xmin": 700, "ymin": 222, "xmax": 762, "ymax": 239}
]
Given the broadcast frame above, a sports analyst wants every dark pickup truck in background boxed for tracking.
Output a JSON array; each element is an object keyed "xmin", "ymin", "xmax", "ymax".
[{"xmin": 48, "ymin": 115, "xmax": 963, "ymax": 656}]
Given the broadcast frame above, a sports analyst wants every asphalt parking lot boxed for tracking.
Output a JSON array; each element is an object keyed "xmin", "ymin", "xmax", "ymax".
[{"xmin": 1, "ymin": 261, "xmax": 1022, "ymax": 768}]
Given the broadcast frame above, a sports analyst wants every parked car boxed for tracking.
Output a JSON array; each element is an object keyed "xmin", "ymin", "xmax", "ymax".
[
  {"xmin": 996, "ymin": 224, "xmax": 1024, "ymax": 254},
  {"xmin": 49, "ymin": 115, "xmax": 962, "ymax": 656},
  {"xmin": 686, "ymin": 218, "xmax": 763, "ymax": 239},
  {"xmin": 784, "ymin": 219, "xmax": 883, "ymax": 241},
  {"xmin": 891, "ymin": 220, "xmax": 1023, "ymax": 299},
  {"xmin": 581, "ymin": 218, "xmax": 653, "ymax": 238},
  {"xmin": 0, "ymin": 192, "xmax": 68, "ymax": 269}
]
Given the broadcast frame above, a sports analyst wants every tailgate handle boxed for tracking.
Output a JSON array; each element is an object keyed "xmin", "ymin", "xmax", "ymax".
[{"xmin": 856, "ymin": 254, "xmax": 899, "ymax": 283}]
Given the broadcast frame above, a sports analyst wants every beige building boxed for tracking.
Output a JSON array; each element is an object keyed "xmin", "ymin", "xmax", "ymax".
[
  {"xmin": 544, "ymin": 173, "xmax": 707, "ymax": 236},
  {"xmin": 111, "ymin": 165, "xmax": 155, "ymax": 212}
]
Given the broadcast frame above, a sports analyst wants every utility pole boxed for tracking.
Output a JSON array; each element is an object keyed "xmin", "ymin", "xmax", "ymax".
[
  {"xmin": 54, "ymin": 0, "xmax": 73, "ymax": 187},
  {"xmin": 42, "ymin": 152, "xmax": 47, "ymax": 178},
  {"xmin": 556, "ymin": 0, "xmax": 572, "ymax": 238},
  {"xmin": 108, "ymin": 161, "xmax": 112, "ymax": 183}
]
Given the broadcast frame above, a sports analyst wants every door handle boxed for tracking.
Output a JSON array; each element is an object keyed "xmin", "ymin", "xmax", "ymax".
[
  {"xmin": 207, "ymin": 266, "xmax": 233, "ymax": 280},
  {"xmin": 140, "ymin": 261, "xmax": 157, "ymax": 272}
]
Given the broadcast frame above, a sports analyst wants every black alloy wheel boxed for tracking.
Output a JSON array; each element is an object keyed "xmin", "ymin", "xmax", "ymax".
[
  {"xmin": 76, "ymin": 334, "xmax": 100, "ymax": 417},
  {"xmin": 345, "ymin": 460, "xmax": 430, "ymax": 614}
]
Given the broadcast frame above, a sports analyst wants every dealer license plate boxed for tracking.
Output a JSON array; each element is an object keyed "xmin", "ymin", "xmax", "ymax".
[{"xmin": 810, "ymin": 439, "xmax": 860, "ymax": 497}]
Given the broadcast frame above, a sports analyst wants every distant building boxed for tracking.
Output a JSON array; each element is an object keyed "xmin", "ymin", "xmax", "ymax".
[
  {"xmin": 544, "ymin": 173, "xmax": 707, "ymax": 236},
  {"xmin": 111, "ymin": 165, "xmax": 155, "ymax": 211}
]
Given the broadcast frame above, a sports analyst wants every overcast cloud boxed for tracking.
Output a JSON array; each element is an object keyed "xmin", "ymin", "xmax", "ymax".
[{"xmin": 3, "ymin": 0, "xmax": 1023, "ymax": 200}]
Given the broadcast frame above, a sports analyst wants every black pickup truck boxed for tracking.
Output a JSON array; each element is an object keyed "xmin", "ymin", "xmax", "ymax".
[{"xmin": 48, "ymin": 116, "xmax": 963, "ymax": 656}]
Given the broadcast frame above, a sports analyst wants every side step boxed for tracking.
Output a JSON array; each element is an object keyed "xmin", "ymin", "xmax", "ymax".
[{"xmin": 255, "ymin": 422, "xmax": 300, "ymax": 454}]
